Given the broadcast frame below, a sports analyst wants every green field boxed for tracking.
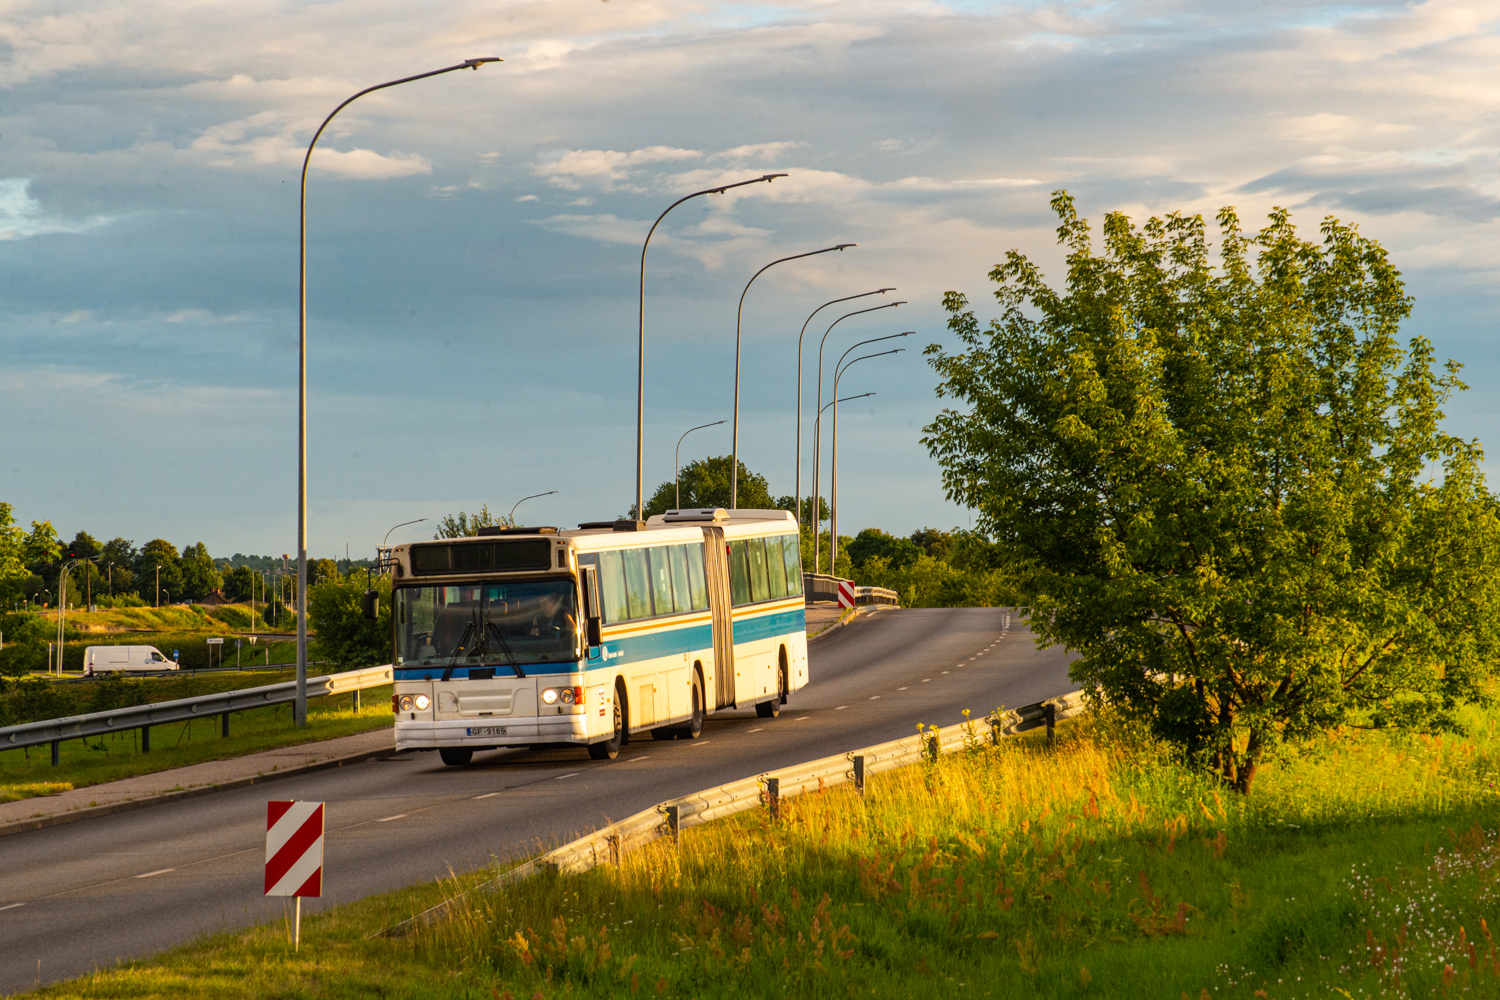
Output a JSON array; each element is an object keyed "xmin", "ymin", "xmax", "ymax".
[{"xmin": 15, "ymin": 697, "xmax": 1500, "ymax": 999}]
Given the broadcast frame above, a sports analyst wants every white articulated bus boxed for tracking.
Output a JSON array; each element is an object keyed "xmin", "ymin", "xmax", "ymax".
[{"xmin": 388, "ymin": 508, "xmax": 808, "ymax": 765}]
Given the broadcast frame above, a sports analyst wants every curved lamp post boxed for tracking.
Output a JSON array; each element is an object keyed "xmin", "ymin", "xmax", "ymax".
[
  {"xmin": 509, "ymin": 491, "xmax": 557, "ymax": 525},
  {"xmin": 807, "ymin": 392, "xmax": 874, "ymax": 535},
  {"xmin": 829, "ymin": 348, "xmax": 905, "ymax": 576},
  {"xmin": 55, "ymin": 559, "xmax": 80, "ymax": 674},
  {"xmin": 675, "ymin": 420, "xmax": 726, "ymax": 509},
  {"xmin": 296, "ymin": 57, "xmax": 500, "ymax": 727},
  {"xmin": 383, "ymin": 518, "xmax": 428, "ymax": 549},
  {"xmin": 811, "ymin": 326, "xmax": 908, "ymax": 571},
  {"xmin": 636, "ymin": 173, "xmax": 787, "ymax": 522},
  {"xmin": 794, "ymin": 289, "xmax": 893, "ymax": 524},
  {"xmin": 809, "ymin": 302, "xmax": 904, "ymax": 568},
  {"xmin": 729, "ymin": 244, "xmax": 855, "ymax": 508}
]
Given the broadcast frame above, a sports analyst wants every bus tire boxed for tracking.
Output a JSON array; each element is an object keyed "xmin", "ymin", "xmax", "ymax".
[
  {"xmin": 589, "ymin": 684, "xmax": 624, "ymax": 760},
  {"xmin": 756, "ymin": 659, "xmax": 786, "ymax": 719},
  {"xmin": 439, "ymin": 747, "xmax": 473, "ymax": 766}
]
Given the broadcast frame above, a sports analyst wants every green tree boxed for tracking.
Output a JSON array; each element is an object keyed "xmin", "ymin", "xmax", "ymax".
[
  {"xmin": 847, "ymin": 529, "xmax": 922, "ymax": 573},
  {"xmin": 640, "ymin": 455, "xmax": 776, "ymax": 517},
  {"xmin": 136, "ymin": 539, "xmax": 184, "ymax": 604},
  {"xmin": 223, "ymin": 565, "xmax": 257, "ymax": 602},
  {"xmin": 0, "ymin": 504, "xmax": 61, "ymax": 602},
  {"xmin": 179, "ymin": 542, "xmax": 223, "ymax": 602},
  {"xmin": 307, "ymin": 575, "xmax": 392, "ymax": 669},
  {"xmin": 434, "ymin": 504, "xmax": 511, "ymax": 538},
  {"xmin": 925, "ymin": 192, "xmax": 1500, "ymax": 794}
]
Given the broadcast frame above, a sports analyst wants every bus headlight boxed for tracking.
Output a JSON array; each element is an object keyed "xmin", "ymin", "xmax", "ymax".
[
  {"xmin": 541, "ymin": 687, "xmax": 583, "ymax": 706},
  {"xmin": 414, "ymin": 694, "xmax": 431, "ymax": 711},
  {"xmin": 561, "ymin": 688, "xmax": 575, "ymax": 704},
  {"xmin": 398, "ymin": 695, "xmax": 415, "ymax": 712},
  {"xmin": 542, "ymin": 688, "xmax": 559, "ymax": 705}
]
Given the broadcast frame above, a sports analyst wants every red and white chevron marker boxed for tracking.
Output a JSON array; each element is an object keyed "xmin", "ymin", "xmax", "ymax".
[
  {"xmin": 837, "ymin": 580, "xmax": 856, "ymax": 610},
  {"xmin": 265, "ymin": 800, "xmax": 323, "ymax": 951}
]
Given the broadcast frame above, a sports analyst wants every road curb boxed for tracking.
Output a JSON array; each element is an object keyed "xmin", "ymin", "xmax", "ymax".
[
  {"xmin": 0, "ymin": 742, "xmax": 398, "ymax": 839},
  {"xmin": 806, "ymin": 604, "xmax": 880, "ymax": 644}
]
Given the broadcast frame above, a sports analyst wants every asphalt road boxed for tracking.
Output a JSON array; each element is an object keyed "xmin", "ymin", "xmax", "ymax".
[{"xmin": 1, "ymin": 607, "xmax": 1075, "ymax": 995}]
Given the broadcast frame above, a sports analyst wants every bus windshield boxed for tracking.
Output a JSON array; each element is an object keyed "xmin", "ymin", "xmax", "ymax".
[{"xmin": 396, "ymin": 580, "xmax": 578, "ymax": 672}]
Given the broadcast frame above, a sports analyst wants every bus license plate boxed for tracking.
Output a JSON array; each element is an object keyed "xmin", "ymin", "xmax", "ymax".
[{"xmin": 467, "ymin": 726, "xmax": 507, "ymax": 737}]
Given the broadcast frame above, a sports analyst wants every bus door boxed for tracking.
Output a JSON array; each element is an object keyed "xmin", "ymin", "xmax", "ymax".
[{"xmin": 701, "ymin": 526, "xmax": 736, "ymax": 709}]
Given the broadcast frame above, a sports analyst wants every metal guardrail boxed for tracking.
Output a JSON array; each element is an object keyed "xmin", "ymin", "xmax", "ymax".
[
  {"xmin": 801, "ymin": 574, "xmax": 899, "ymax": 607},
  {"xmin": 854, "ymin": 586, "xmax": 898, "ymax": 606},
  {"xmin": 384, "ymin": 689, "xmax": 1086, "ymax": 936},
  {"xmin": 0, "ymin": 664, "xmax": 394, "ymax": 759}
]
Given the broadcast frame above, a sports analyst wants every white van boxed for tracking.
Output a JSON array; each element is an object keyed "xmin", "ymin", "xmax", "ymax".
[{"xmin": 85, "ymin": 645, "xmax": 176, "ymax": 675}]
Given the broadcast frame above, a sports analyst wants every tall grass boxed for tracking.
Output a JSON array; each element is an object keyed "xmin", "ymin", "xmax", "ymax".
[{"xmin": 415, "ymin": 707, "xmax": 1500, "ymax": 999}]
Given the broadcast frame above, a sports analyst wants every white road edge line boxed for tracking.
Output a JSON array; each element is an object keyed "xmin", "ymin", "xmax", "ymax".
[
  {"xmin": 473, "ymin": 792, "xmax": 502, "ymax": 800},
  {"xmin": 555, "ymin": 773, "xmax": 579, "ymax": 780},
  {"xmin": 134, "ymin": 869, "xmax": 175, "ymax": 879},
  {"xmin": 376, "ymin": 814, "xmax": 408, "ymax": 822},
  {"xmin": 0, "ymin": 902, "xmax": 24, "ymax": 911}
]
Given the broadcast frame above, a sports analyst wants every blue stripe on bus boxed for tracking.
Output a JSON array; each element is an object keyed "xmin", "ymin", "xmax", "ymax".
[{"xmin": 733, "ymin": 606, "xmax": 806, "ymax": 643}]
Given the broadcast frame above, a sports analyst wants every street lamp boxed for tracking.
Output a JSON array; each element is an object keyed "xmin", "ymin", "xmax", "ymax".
[
  {"xmin": 793, "ymin": 289, "xmax": 894, "ymax": 524},
  {"xmin": 809, "ymin": 301, "xmax": 904, "ymax": 569},
  {"xmin": 296, "ymin": 56, "xmax": 500, "ymax": 728},
  {"xmin": 383, "ymin": 518, "xmax": 428, "ymax": 549},
  {"xmin": 829, "ymin": 348, "xmax": 906, "ymax": 576},
  {"xmin": 55, "ymin": 559, "xmax": 80, "ymax": 674},
  {"xmin": 729, "ymin": 244, "xmax": 855, "ymax": 508},
  {"xmin": 509, "ymin": 491, "xmax": 557, "ymax": 525},
  {"xmin": 674, "ymin": 420, "xmax": 726, "ymax": 509},
  {"xmin": 635, "ymin": 173, "xmax": 787, "ymax": 522}
]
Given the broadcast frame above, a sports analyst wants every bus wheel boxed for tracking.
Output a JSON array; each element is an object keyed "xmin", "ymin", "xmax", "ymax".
[
  {"xmin": 439, "ymin": 747, "xmax": 473, "ymax": 766},
  {"xmin": 681, "ymin": 672, "xmax": 704, "ymax": 739},
  {"xmin": 589, "ymin": 690, "xmax": 623, "ymax": 760},
  {"xmin": 756, "ymin": 669, "xmax": 784, "ymax": 719}
]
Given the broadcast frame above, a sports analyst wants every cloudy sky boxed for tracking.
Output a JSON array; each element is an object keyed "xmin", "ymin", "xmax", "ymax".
[{"xmin": 3, "ymin": 0, "xmax": 1500, "ymax": 559}]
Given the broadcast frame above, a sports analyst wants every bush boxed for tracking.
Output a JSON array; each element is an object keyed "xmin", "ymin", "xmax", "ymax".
[{"xmin": 306, "ymin": 576, "xmax": 392, "ymax": 669}]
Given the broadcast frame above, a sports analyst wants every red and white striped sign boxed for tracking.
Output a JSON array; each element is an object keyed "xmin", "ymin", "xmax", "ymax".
[
  {"xmin": 837, "ymin": 580, "xmax": 856, "ymax": 609},
  {"xmin": 265, "ymin": 800, "xmax": 324, "ymax": 898}
]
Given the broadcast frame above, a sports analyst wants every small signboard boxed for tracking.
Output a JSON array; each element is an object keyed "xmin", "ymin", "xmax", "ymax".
[
  {"xmin": 266, "ymin": 800, "xmax": 324, "ymax": 951},
  {"xmin": 206, "ymin": 637, "xmax": 224, "ymax": 645}
]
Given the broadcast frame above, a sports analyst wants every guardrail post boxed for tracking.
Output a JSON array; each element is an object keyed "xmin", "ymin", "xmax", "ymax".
[
  {"xmin": 221, "ymin": 712, "xmax": 230, "ymax": 738},
  {"xmin": 926, "ymin": 733, "xmax": 939, "ymax": 761},
  {"xmin": 141, "ymin": 725, "xmax": 150, "ymax": 753},
  {"xmin": 1045, "ymin": 703, "xmax": 1056, "ymax": 744},
  {"xmin": 989, "ymin": 717, "xmax": 1002, "ymax": 746},
  {"xmin": 664, "ymin": 804, "xmax": 680, "ymax": 845},
  {"xmin": 51, "ymin": 740, "xmax": 59, "ymax": 766},
  {"xmin": 852, "ymin": 755, "xmax": 865, "ymax": 797},
  {"xmin": 353, "ymin": 688, "xmax": 361, "ymax": 714},
  {"xmin": 766, "ymin": 777, "xmax": 780, "ymax": 822},
  {"xmin": 607, "ymin": 834, "xmax": 620, "ymax": 868}
]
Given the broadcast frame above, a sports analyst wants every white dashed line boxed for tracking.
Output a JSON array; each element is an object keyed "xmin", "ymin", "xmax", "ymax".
[
  {"xmin": 897, "ymin": 686, "xmax": 908, "ymax": 691},
  {"xmin": 689, "ymin": 740, "xmax": 711, "ymax": 747},
  {"xmin": 0, "ymin": 903, "xmax": 25, "ymax": 911},
  {"xmin": 835, "ymin": 705, "xmax": 848, "ymax": 710},
  {"xmin": 746, "ymin": 728, "xmax": 763, "ymax": 733},
  {"xmin": 555, "ymin": 772, "xmax": 579, "ymax": 780},
  {"xmin": 473, "ymin": 792, "xmax": 502, "ymax": 800},
  {"xmin": 135, "ymin": 869, "xmax": 175, "ymax": 879},
  {"xmin": 869, "ymin": 695, "xmax": 881, "ymax": 700},
  {"xmin": 922, "ymin": 678, "xmax": 932, "ymax": 683},
  {"xmin": 376, "ymin": 814, "xmax": 408, "ymax": 823},
  {"xmin": 793, "ymin": 716, "xmax": 810, "ymax": 721},
  {"xmin": 941, "ymin": 671, "xmax": 949, "ymax": 675}
]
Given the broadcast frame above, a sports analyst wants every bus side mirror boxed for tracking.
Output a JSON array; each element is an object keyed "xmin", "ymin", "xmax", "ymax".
[
  {"xmin": 362, "ymin": 590, "xmax": 379, "ymax": 620},
  {"xmin": 586, "ymin": 616, "xmax": 602, "ymax": 647}
]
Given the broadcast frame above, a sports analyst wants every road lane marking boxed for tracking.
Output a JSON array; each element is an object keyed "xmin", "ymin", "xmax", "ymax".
[
  {"xmin": 555, "ymin": 772, "xmax": 579, "ymax": 780},
  {"xmin": 794, "ymin": 716, "xmax": 810, "ymax": 721},
  {"xmin": 134, "ymin": 869, "xmax": 175, "ymax": 879},
  {"xmin": 473, "ymin": 792, "xmax": 502, "ymax": 800},
  {"xmin": 0, "ymin": 903, "xmax": 24, "ymax": 911},
  {"xmin": 869, "ymin": 695, "xmax": 880, "ymax": 700},
  {"xmin": 376, "ymin": 814, "xmax": 408, "ymax": 822},
  {"xmin": 623, "ymin": 755, "xmax": 649, "ymax": 762},
  {"xmin": 922, "ymin": 678, "xmax": 932, "ymax": 683},
  {"xmin": 746, "ymin": 728, "xmax": 763, "ymax": 733},
  {"xmin": 941, "ymin": 671, "xmax": 950, "ymax": 675},
  {"xmin": 835, "ymin": 705, "xmax": 848, "ymax": 710},
  {"xmin": 897, "ymin": 686, "xmax": 908, "ymax": 691},
  {"xmin": 689, "ymin": 740, "xmax": 710, "ymax": 746}
]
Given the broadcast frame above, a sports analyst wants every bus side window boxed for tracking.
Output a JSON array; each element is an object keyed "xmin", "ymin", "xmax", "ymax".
[
  {"xmin": 747, "ymin": 537, "xmax": 771, "ymax": 603},
  {"xmin": 647, "ymin": 547, "xmax": 675, "ymax": 617},
  {"xmin": 668, "ymin": 545, "xmax": 693, "ymax": 614},
  {"xmin": 781, "ymin": 535, "xmax": 804, "ymax": 596},
  {"xmin": 597, "ymin": 551, "xmax": 630, "ymax": 624},
  {"xmin": 765, "ymin": 537, "xmax": 788, "ymax": 600},
  {"xmin": 728, "ymin": 541, "xmax": 751, "ymax": 606},
  {"xmin": 622, "ymin": 549, "xmax": 654, "ymax": 619},
  {"xmin": 686, "ymin": 543, "xmax": 709, "ymax": 610}
]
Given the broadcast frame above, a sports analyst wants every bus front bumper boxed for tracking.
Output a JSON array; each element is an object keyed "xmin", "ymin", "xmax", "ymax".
[{"xmin": 395, "ymin": 715, "xmax": 590, "ymax": 750}]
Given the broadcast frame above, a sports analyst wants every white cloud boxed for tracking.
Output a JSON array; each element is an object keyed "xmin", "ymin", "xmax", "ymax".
[
  {"xmin": 533, "ymin": 145, "xmax": 704, "ymax": 190},
  {"xmin": 0, "ymin": 178, "xmax": 109, "ymax": 240},
  {"xmin": 191, "ymin": 111, "xmax": 433, "ymax": 178}
]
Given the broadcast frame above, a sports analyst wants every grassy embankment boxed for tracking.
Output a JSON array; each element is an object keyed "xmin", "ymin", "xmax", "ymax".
[
  {"xmin": 18, "ymin": 698, "xmax": 1500, "ymax": 1000},
  {"xmin": 0, "ymin": 668, "xmax": 391, "ymax": 804}
]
